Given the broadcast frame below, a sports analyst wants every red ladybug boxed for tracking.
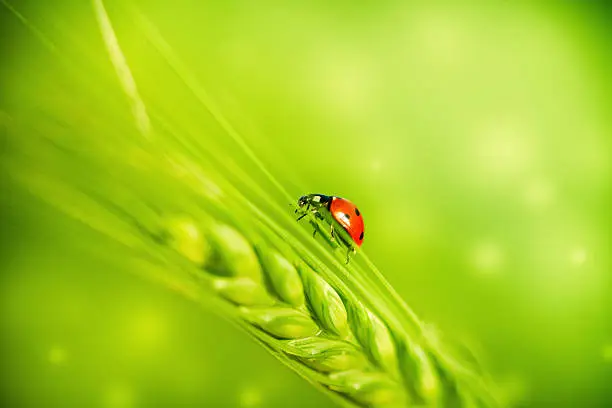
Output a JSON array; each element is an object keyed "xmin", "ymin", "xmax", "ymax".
[{"xmin": 296, "ymin": 194, "xmax": 365, "ymax": 258}]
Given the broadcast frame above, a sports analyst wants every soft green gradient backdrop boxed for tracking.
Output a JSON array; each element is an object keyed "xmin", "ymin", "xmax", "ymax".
[{"xmin": 1, "ymin": 1, "xmax": 610, "ymax": 407}]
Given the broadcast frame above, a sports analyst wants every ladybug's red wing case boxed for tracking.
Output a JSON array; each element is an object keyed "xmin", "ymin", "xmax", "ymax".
[{"xmin": 329, "ymin": 197, "xmax": 365, "ymax": 247}]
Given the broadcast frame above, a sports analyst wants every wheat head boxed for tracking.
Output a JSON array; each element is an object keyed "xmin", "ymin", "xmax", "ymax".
[{"xmin": 156, "ymin": 212, "xmax": 501, "ymax": 408}]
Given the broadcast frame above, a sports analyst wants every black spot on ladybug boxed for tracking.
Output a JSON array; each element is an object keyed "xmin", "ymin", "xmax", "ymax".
[
  {"xmin": 359, "ymin": 231, "xmax": 364, "ymax": 240},
  {"xmin": 355, "ymin": 208, "xmax": 360, "ymax": 216}
]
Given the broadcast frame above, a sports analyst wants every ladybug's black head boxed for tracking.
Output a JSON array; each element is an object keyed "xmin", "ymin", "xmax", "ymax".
[{"xmin": 297, "ymin": 195, "xmax": 309, "ymax": 208}]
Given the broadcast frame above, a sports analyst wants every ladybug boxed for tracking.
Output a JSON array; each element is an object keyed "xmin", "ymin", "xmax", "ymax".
[{"xmin": 295, "ymin": 194, "xmax": 364, "ymax": 262}]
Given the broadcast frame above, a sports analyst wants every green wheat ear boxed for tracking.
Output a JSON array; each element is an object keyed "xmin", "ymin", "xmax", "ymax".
[{"xmin": 162, "ymin": 215, "xmax": 501, "ymax": 408}]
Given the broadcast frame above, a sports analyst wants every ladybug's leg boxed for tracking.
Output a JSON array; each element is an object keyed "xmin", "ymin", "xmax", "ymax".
[
  {"xmin": 297, "ymin": 208, "xmax": 321, "ymax": 222},
  {"xmin": 329, "ymin": 224, "xmax": 336, "ymax": 241},
  {"xmin": 312, "ymin": 229, "xmax": 317, "ymax": 238},
  {"xmin": 345, "ymin": 248, "xmax": 351, "ymax": 264}
]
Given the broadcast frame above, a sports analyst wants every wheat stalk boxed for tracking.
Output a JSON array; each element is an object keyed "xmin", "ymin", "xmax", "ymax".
[{"xmin": 151, "ymin": 210, "xmax": 501, "ymax": 408}]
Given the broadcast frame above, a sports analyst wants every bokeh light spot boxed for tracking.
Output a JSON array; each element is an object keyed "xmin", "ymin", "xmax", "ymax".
[
  {"xmin": 569, "ymin": 247, "xmax": 587, "ymax": 267},
  {"xmin": 474, "ymin": 120, "xmax": 533, "ymax": 178},
  {"xmin": 104, "ymin": 384, "xmax": 135, "ymax": 408},
  {"xmin": 239, "ymin": 386, "xmax": 262, "ymax": 407},
  {"xmin": 470, "ymin": 241, "xmax": 504, "ymax": 274},
  {"xmin": 523, "ymin": 178, "xmax": 555, "ymax": 210},
  {"xmin": 48, "ymin": 346, "xmax": 68, "ymax": 365},
  {"xmin": 128, "ymin": 309, "xmax": 167, "ymax": 352}
]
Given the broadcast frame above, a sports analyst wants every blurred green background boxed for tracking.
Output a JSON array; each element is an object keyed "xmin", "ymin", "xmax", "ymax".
[{"xmin": 1, "ymin": 0, "xmax": 610, "ymax": 407}]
